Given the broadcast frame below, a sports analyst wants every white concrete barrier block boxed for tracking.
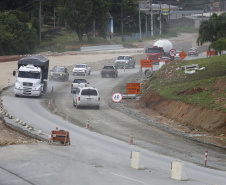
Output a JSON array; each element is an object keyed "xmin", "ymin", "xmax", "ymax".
[
  {"xmin": 38, "ymin": 130, "xmax": 43, "ymax": 135},
  {"xmin": 131, "ymin": 151, "xmax": 144, "ymax": 169},
  {"xmin": 171, "ymin": 161, "xmax": 188, "ymax": 181},
  {"xmin": 159, "ymin": 62, "xmax": 165, "ymax": 69},
  {"xmin": 8, "ymin": 114, "xmax": 13, "ymax": 119},
  {"xmin": 15, "ymin": 118, "xmax": 20, "ymax": 123}
]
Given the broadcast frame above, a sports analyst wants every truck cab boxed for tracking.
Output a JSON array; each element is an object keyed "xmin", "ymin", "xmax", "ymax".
[{"xmin": 13, "ymin": 55, "xmax": 49, "ymax": 97}]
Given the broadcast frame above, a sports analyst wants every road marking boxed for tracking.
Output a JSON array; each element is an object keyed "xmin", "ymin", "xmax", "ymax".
[{"xmin": 112, "ymin": 173, "xmax": 145, "ymax": 184}]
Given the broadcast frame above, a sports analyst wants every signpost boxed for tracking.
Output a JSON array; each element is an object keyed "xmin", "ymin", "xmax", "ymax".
[
  {"xmin": 140, "ymin": 59, "xmax": 152, "ymax": 68},
  {"xmin": 127, "ymin": 83, "xmax": 140, "ymax": 94},
  {"xmin": 112, "ymin": 93, "xmax": 123, "ymax": 103},
  {"xmin": 179, "ymin": 50, "xmax": 187, "ymax": 60},
  {"xmin": 169, "ymin": 49, "xmax": 177, "ymax": 57}
]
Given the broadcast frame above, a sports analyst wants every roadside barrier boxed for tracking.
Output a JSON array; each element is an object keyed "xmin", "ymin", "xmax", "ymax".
[
  {"xmin": 205, "ymin": 150, "xmax": 208, "ymax": 166},
  {"xmin": 129, "ymin": 133, "xmax": 133, "ymax": 144},
  {"xmin": 49, "ymin": 130, "xmax": 70, "ymax": 145}
]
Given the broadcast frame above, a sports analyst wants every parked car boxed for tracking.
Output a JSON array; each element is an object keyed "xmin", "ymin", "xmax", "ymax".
[
  {"xmin": 114, "ymin": 55, "xmax": 135, "ymax": 69},
  {"xmin": 188, "ymin": 48, "xmax": 198, "ymax": 56},
  {"xmin": 49, "ymin": 66, "xmax": 69, "ymax": 81},
  {"xmin": 72, "ymin": 64, "xmax": 91, "ymax": 76},
  {"xmin": 73, "ymin": 87, "xmax": 100, "ymax": 109},
  {"xmin": 71, "ymin": 78, "xmax": 89, "ymax": 93},
  {"xmin": 160, "ymin": 56, "xmax": 171, "ymax": 63},
  {"xmin": 100, "ymin": 65, "xmax": 118, "ymax": 78}
]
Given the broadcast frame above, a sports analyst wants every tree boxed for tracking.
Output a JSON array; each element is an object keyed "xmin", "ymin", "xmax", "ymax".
[
  {"xmin": 0, "ymin": 12, "xmax": 38, "ymax": 55},
  {"xmin": 196, "ymin": 13, "xmax": 226, "ymax": 54},
  {"xmin": 209, "ymin": 38, "xmax": 226, "ymax": 55},
  {"xmin": 57, "ymin": 0, "xmax": 110, "ymax": 42}
]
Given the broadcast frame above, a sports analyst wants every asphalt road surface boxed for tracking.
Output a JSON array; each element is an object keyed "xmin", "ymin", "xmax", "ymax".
[{"xmin": 1, "ymin": 60, "xmax": 226, "ymax": 184}]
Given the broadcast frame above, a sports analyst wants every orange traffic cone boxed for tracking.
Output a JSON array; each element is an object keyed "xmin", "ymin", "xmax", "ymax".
[
  {"xmin": 86, "ymin": 118, "xmax": 89, "ymax": 128},
  {"xmin": 48, "ymin": 100, "xmax": 51, "ymax": 107},
  {"xmin": 129, "ymin": 133, "xmax": 133, "ymax": 145}
]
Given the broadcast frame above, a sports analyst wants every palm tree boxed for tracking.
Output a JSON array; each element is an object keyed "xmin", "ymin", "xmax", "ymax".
[{"xmin": 196, "ymin": 13, "xmax": 226, "ymax": 55}]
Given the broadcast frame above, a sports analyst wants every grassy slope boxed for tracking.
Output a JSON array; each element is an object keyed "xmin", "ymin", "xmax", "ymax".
[{"xmin": 143, "ymin": 55, "xmax": 226, "ymax": 113}]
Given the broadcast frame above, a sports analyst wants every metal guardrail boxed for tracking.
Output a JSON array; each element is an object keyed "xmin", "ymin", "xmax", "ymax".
[{"xmin": 80, "ymin": 44, "xmax": 124, "ymax": 52}]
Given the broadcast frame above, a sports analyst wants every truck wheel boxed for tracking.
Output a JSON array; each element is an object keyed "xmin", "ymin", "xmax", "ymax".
[{"xmin": 43, "ymin": 81, "xmax": 47, "ymax": 93}]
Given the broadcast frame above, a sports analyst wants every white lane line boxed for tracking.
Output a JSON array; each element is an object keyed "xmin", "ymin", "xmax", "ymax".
[{"xmin": 112, "ymin": 173, "xmax": 145, "ymax": 184}]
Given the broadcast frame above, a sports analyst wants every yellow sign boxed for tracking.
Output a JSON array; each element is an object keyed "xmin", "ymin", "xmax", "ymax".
[
  {"xmin": 127, "ymin": 83, "xmax": 140, "ymax": 94},
  {"xmin": 162, "ymin": 8, "xmax": 169, "ymax": 15}
]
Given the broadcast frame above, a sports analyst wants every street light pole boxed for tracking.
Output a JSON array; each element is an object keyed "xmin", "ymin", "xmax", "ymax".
[
  {"xmin": 39, "ymin": 0, "xmax": 42, "ymax": 44},
  {"xmin": 150, "ymin": 0, "xmax": 154, "ymax": 38},
  {"xmin": 160, "ymin": 2, "xmax": 162, "ymax": 35},
  {"xmin": 139, "ymin": 4, "xmax": 142, "ymax": 41}
]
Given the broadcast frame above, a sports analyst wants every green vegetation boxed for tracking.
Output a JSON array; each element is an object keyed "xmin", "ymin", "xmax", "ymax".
[{"xmin": 143, "ymin": 55, "xmax": 226, "ymax": 113}]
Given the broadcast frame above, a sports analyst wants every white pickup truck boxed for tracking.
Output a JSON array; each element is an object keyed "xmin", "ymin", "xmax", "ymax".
[
  {"xmin": 72, "ymin": 64, "xmax": 91, "ymax": 76},
  {"xmin": 114, "ymin": 55, "xmax": 135, "ymax": 69}
]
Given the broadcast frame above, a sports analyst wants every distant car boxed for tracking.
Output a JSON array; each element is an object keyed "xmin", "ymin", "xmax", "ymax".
[
  {"xmin": 115, "ymin": 55, "xmax": 135, "ymax": 69},
  {"xmin": 73, "ymin": 87, "xmax": 100, "ymax": 109},
  {"xmin": 49, "ymin": 66, "xmax": 69, "ymax": 81},
  {"xmin": 175, "ymin": 50, "xmax": 182, "ymax": 59},
  {"xmin": 72, "ymin": 64, "xmax": 91, "ymax": 76},
  {"xmin": 71, "ymin": 78, "xmax": 89, "ymax": 93},
  {"xmin": 160, "ymin": 57, "xmax": 171, "ymax": 63},
  {"xmin": 100, "ymin": 65, "xmax": 118, "ymax": 78},
  {"xmin": 188, "ymin": 48, "xmax": 198, "ymax": 56}
]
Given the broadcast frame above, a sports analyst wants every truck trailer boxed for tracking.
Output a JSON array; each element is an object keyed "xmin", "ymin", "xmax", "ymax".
[{"xmin": 13, "ymin": 55, "xmax": 49, "ymax": 97}]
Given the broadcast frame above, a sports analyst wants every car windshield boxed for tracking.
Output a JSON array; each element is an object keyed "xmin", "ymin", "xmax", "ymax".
[
  {"xmin": 117, "ymin": 56, "xmax": 129, "ymax": 60},
  {"xmin": 147, "ymin": 48, "xmax": 163, "ymax": 53},
  {"xmin": 103, "ymin": 66, "xmax": 114, "ymax": 69},
  {"xmin": 74, "ymin": 79, "xmax": 87, "ymax": 83},
  {"xmin": 190, "ymin": 48, "xmax": 197, "ymax": 51},
  {"xmin": 52, "ymin": 67, "xmax": 65, "ymax": 72},
  {"xmin": 81, "ymin": 89, "xmax": 97, "ymax": 96},
  {"xmin": 75, "ymin": 65, "xmax": 85, "ymax": 68},
  {"xmin": 18, "ymin": 71, "xmax": 40, "ymax": 79}
]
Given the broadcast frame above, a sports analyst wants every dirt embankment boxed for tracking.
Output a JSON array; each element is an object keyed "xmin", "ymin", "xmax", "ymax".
[{"xmin": 139, "ymin": 91, "xmax": 226, "ymax": 135}]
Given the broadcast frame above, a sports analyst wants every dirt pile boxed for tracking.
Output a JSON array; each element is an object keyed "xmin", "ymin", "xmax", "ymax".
[{"xmin": 139, "ymin": 90, "xmax": 226, "ymax": 135}]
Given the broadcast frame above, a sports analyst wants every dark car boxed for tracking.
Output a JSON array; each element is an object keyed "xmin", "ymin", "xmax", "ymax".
[
  {"xmin": 100, "ymin": 65, "xmax": 118, "ymax": 78},
  {"xmin": 188, "ymin": 48, "xmax": 198, "ymax": 56},
  {"xmin": 49, "ymin": 66, "xmax": 69, "ymax": 81}
]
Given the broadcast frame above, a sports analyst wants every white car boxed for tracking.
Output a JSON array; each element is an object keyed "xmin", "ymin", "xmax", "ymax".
[
  {"xmin": 72, "ymin": 64, "xmax": 91, "ymax": 76},
  {"xmin": 73, "ymin": 87, "xmax": 100, "ymax": 109},
  {"xmin": 71, "ymin": 78, "xmax": 89, "ymax": 93}
]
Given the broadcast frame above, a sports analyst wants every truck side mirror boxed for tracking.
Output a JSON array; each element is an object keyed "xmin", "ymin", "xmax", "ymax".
[{"xmin": 13, "ymin": 70, "xmax": 16, "ymax": 76}]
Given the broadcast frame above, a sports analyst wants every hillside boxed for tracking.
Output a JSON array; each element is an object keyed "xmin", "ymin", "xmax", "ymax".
[{"xmin": 137, "ymin": 55, "xmax": 226, "ymax": 143}]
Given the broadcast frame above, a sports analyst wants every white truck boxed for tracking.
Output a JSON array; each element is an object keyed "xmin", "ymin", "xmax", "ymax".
[
  {"xmin": 72, "ymin": 64, "xmax": 91, "ymax": 76},
  {"xmin": 114, "ymin": 55, "xmax": 136, "ymax": 69},
  {"xmin": 13, "ymin": 55, "xmax": 49, "ymax": 97}
]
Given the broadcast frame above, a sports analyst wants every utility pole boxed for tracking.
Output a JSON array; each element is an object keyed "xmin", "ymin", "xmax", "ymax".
[
  {"xmin": 139, "ymin": 4, "xmax": 142, "ymax": 41},
  {"xmin": 150, "ymin": 0, "xmax": 154, "ymax": 38},
  {"xmin": 54, "ymin": 7, "xmax": 55, "ymax": 29},
  {"xmin": 159, "ymin": 2, "xmax": 162, "ymax": 35},
  {"xmin": 121, "ymin": 3, "xmax": 124, "ymax": 41},
  {"xmin": 39, "ymin": 0, "xmax": 42, "ymax": 44}
]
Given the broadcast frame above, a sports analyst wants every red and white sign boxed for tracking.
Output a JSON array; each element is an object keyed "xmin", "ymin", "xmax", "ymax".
[
  {"xmin": 112, "ymin": 93, "xmax": 123, "ymax": 103},
  {"xmin": 169, "ymin": 49, "xmax": 177, "ymax": 57}
]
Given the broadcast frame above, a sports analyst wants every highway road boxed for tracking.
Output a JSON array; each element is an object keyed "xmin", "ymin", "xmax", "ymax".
[{"xmin": 1, "ymin": 55, "xmax": 226, "ymax": 184}]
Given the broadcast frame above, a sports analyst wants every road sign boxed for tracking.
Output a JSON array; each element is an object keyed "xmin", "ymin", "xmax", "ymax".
[
  {"xmin": 112, "ymin": 93, "xmax": 123, "ymax": 103},
  {"xmin": 127, "ymin": 83, "xmax": 140, "ymax": 94},
  {"xmin": 179, "ymin": 50, "xmax": 187, "ymax": 60},
  {"xmin": 140, "ymin": 59, "xmax": 152, "ymax": 68},
  {"xmin": 169, "ymin": 49, "xmax": 177, "ymax": 57}
]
